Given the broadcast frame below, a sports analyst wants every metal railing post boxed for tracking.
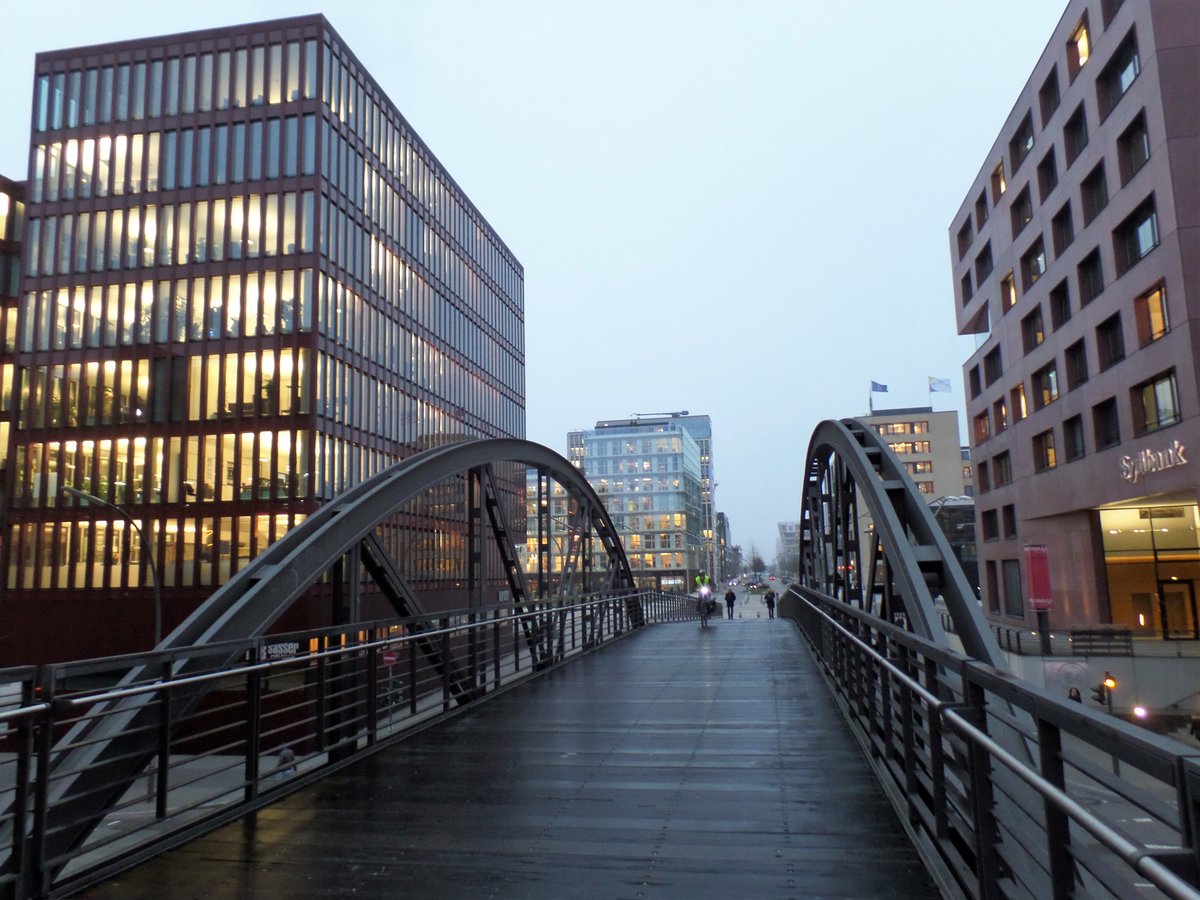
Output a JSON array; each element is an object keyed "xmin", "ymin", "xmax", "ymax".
[
  {"xmin": 28, "ymin": 669, "xmax": 54, "ymax": 899},
  {"xmin": 156, "ymin": 659, "xmax": 172, "ymax": 819},
  {"xmin": 441, "ymin": 619, "xmax": 452, "ymax": 713},
  {"xmin": 1036, "ymin": 715, "xmax": 1075, "ymax": 899},
  {"xmin": 366, "ymin": 642, "xmax": 379, "ymax": 746},
  {"xmin": 11, "ymin": 679, "xmax": 35, "ymax": 900},
  {"xmin": 244, "ymin": 647, "xmax": 262, "ymax": 804}
]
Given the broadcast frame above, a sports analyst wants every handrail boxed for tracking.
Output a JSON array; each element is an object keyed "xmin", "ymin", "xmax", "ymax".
[
  {"xmin": 0, "ymin": 589, "xmax": 694, "ymax": 898},
  {"xmin": 787, "ymin": 588, "xmax": 1200, "ymax": 897}
]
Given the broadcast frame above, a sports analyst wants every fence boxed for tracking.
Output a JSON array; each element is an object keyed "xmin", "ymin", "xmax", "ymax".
[
  {"xmin": 789, "ymin": 586, "xmax": 1200, "ymax": 899},
  {"xmin": 0, "ymin": 590, "xmax": 694, "ymax": 899}
]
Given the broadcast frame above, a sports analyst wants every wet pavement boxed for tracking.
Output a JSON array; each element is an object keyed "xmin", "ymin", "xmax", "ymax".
[{"xmin": 83, "ymin": 616, "xmax": 938, "ymax": 899}]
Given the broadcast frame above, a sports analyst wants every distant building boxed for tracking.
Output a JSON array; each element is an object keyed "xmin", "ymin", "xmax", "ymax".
[
  {"xmin": 854, "ymin": 407, "xmax": 970, "ymax": 580},
  {"xmin": 776, "ymin": 520, "xmax": 799, "ymax": 578},
  {"xmin": 949, "ymin": 0, "xmax": 1200, "ymax": 636},
  {"xmin": 567, "ymin": 414, "xmax": 711, "ymax": 591},
  {"xmin": 0, "ymin": 176, "xmax": 26, "ymax": 529}
]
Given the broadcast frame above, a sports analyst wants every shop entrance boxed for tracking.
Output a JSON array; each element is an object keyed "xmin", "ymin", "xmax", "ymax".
[{"xmin": 1158, "ymin": 579, "xmax": 1199, "ymax": 640}]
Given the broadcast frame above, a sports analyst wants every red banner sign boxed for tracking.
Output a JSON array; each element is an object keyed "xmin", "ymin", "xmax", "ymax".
[{"xmin": 1024, "ymin": 544, "xmax": 1052, "ymax": 611}]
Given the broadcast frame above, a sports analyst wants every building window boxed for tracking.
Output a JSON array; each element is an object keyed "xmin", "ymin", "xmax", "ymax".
[
  {"xmin": 1096, "ymin": 313, "xmax": 1125, "ymax": 370},
  {"xmin": 993, "ymin": 397, "xmax": 1009, "ymax": 434},
  {"xmin": 983, "ymin": 346, "xmax": 1003, "ymax": 386},
  {"xmin": 1068, "ymin": 16, "xmax": 1092, "ymax": 81},
  {"xmin": 973, "ymin": 412, "xmax": 991, "ymax": 444},
  {"xmin": 1063, "ymin": 415, "xmax": 1086, "ymax": 462},
  {"xmin": 1010, "ymin": 186, "xmax": 1033, "ymax": 238},
  {"xmin": 1065, "ymin": 339, "xmax": 1089, "ymax": 390},
  {"xmin": 981, "ymin": 509, "xmax": 999, "ymax": 541},
  {"xmin": 986, "ymin": 561, "xmax": 1000, "ymax": 612},
  {"xmin": 969, "ymin": 365, "xmax": 982, "ymax": 399},
  {"xmin": 1021, "ymin": 306, "xmax": 1045, "ymax": 354},
  {"xmin": 1134, "ymin": 281, "xmax": 1168, "ymax": 346},
  {"xmin": 1051, "ymin": 204, "xmax": 1074, "ymax": 256},
  {"xmin": 1064, "ymin": 104, "xmax": 1088, "ymax": 165},
  {"xmin": 956, "ymin": 219, "xmax": 973, "ymax": 259},
  {"xmin": 1132, "ymin": 370, "xmax": 1180, "ymax": 435},
  {"xmin": 1033, "ymin": 429, "xmax": 1057, "ymax": 472},
  {"xmin": 917, "ymin": 481, "xmax": 935, "ymax": 496},
  {"xmin": 1118, "ymin": 111, "xmax": 1150, "ymax": 185},
  {"xmin": 1078, "ymin": 248, "xmax": 1104, "ymax": 305},
  {"xmin": 1021, "ymin": 238, "xmax": 1047, "ymax": 290},
  {"xmin": 974, "ymin": 243, "xmax": 993, "ymax": 283},
  {"xmin": 1037, "ymin": 148, "xmax": 1059, "ymax": 202},
  {"xmin": 1032, "ymin": 363, "xmax": 1059, "ymax": 409},
  {"xmin": 977, "ymin": 460, "xmax": 991, "ymax": 494},
  {"xmin": 1039, "ymin": 67, "xmax": 1060, "ymax": 126},
  {"xmin": 1049, "ymin": 280, "xmax": 1071, "ymax": 329},
  {"xmin": 1001, "ymin": 270, "xmax": 1017, "ymax": 312},
  {"xmin": 1001, "ymin": 559, "xmax": 1024, "ymax": 617},
  {"xmin": 1010, "ymin": 384, "xmax": 1028, "ymax": 422},
  {"xmin": 1002, "ymin": 505, "xmax": 1018, "ymax": 538},
  {"xmin": 1099, "ymin": 32, "xmax": 1140, "ymax": 120},
  {"xmin": 1093, "ymin": 397, "xmax": 1120, "ymax": 449},
  {"xmin": 1081, "ymin": 163, "xmax": 1108, "ymax": 225},
  {"xmin": 1114, "ymin": 195, "xmax": 1158, "ymax": 274},
  {"xmin": 991, "ymin": 160, "xmax": 1006, "ymax": 203},
  {"xmin": 960, "ymin": 272, "xmax": 973, "ymax": 305},
  {"xmin": 994, "ymin": 452, "xmax": 1012, "ymax": 486},
  {"xmin": 1009, "ymin": 113, "xmax": 1035, "ymax": 172},
  {"xmin": 975, "ymin": 190, "xmax": 989, "ymax": 229}
]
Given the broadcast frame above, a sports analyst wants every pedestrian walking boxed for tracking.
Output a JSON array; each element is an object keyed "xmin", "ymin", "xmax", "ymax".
[
  {"xmin": 724, "ymin": 588, "xmax": 736, "ymax": 619},
  {"xmin": 763, "ymin": 589, "xmax": 777, "ymax": 619}
]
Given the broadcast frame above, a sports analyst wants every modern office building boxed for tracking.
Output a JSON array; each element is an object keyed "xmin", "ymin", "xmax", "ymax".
[
  {"xmin": 5, "ymin": 15, "xmax": 525, "ymax": 662},
  {"xmin": 567, "ymin": 414, "xmax": 708, "ymax": 591},
  {"xmin": 949, "ymin": 0, "xmax": 1200, "ymax": 636}
]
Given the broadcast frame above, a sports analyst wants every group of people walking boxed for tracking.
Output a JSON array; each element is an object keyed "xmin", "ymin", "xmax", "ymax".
[{"xmin": 695, "ymin": 572, "xmax": 777, "ymax": 620}]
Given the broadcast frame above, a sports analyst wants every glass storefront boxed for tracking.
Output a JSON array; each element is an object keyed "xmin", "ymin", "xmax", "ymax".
[{"xmin": 1101, "ymin": 503, "xmax": 1200, "ymax": 638}]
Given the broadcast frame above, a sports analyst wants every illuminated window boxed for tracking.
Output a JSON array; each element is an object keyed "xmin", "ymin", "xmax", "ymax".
[
  {"xmin": 1132, "ymin": 370, "xmax": 1180, "ymax": 435},
  {"xmin": 1068, "ymin": 17, "xmax": 1091, "ymax": 80},
  {"xmin": 991, "ymin": 160, "xmax": 1006, "ymax": 203},
  {"xmin": 1134, "ymin": 282, "xmax": 1168, "ymax": 346},
  {"xmin": 1032, "ymin": 363, "xmax": 1059, "ymax": 410},
  {"xmin": 1001, "ymin": 271, "xmax": 1017, "ymax": 312}
]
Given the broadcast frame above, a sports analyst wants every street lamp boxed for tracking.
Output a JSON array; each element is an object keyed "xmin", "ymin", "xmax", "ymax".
[{"xmin": 62, "ymin": 486, "xmax": 162, "ymax": 648}]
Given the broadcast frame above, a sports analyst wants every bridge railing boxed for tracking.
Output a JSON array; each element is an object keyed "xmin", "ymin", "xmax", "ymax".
[
  {"xmin": 0, "ymin": 590, "xmax": 692, "ymax": 899},
  {"xmin": 784, "ymin": 585, "xmax": 1200, "ymax": 900}
]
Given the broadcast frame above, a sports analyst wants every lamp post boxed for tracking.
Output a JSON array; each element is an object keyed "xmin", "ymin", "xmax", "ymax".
[{"xmin": 62, "ymin": 486, "xmax": 162, "ymax": 648}]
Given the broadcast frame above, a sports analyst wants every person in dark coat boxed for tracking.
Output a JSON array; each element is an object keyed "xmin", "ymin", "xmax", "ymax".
[
  {"xmin": 763, "ymin": 589, "xmax": 777, "ymax": 619},
  {"xmin": 724, "ymin": 588, "xmax": 736, "ymax": 619}
]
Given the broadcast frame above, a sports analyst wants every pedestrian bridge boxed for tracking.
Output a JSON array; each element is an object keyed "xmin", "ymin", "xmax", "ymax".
[{"xmin": 2, "ymin": 423, "xmax": 1200, "ymax": 898}]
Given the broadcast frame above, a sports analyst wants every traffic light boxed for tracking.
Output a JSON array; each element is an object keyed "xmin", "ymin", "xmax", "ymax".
[
  {"xmin": 1103, "ymin": 673, "xmax": 1117, "ymax": 692},
  {"xmin": 1090, "ymin": 682, "xmax": 1107, "ymax": 704}
]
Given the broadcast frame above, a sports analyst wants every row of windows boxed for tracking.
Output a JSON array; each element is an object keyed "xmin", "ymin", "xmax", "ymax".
[
  {"xmin": 319, "ymin": 135, "xmax": 520, "ymax": 357},
  {"xmin": 14, "ymin": 429, "xmax": 311, "ymax": 511},
  {"xmin": 9, "ymin": 510, "xmax": 307, "ymax": 591},
  {"xmin": 0, "ymin": 190, "xmax": 25, "ymax": 244},
  {"xmin": 320, "ymin": 39, "xmax": 522, "ymax": 307},
  {"xmin": 16, "ymin": 349, "xmax": 307, "ymax": 433},
  {"xmin": 20, "ymin": 269, "xmax": 312, "ymax": 352},
  {"xmin": 31, "ymin": 117, "xmax": 318, "ymax": 205},
  {"xmin": 969, "ymin": 277, "xmax": 1168, "ymax": 418},
  {"xmin": 975, "ymin": 368, "xmax": 1180, "ymax": 495},
  {"xmin": 957, "ymin": 13, "xmax": 1138, "ymax": 257},
  {"xmin": 35, "ymin": 40, "xmax": 320, "ymax": 132},
  {"xmin": 26, "ymin": 191, "xmax": 315, "ymax": 277},
  {"xmin": 318, "ymin": 271, "xmax": 522, "ymax": 401},
  {"xmin": 872, "ymin": 420, "xmax": 929, "ymax": 435},
  {"xmin": 587, "ymin": 457, "xmax": 687, "ymax": 476}
]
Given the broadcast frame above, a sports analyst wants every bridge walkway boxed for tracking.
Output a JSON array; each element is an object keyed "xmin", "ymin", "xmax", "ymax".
[{"xmin": 83, "ymin": 615, "xmax": 938, "ymax": 898}]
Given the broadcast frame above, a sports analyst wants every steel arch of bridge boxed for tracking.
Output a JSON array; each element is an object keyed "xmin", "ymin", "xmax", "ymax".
[
  {"xmin": 799, "ymin": 418, "xmax": 1003, "ymax": 668},
  {"xmin": 20, "ymin": 438, "xmax": 637, "ymax": 883},
  {"xmin": 163, "ymin": 437, "xmax": 637, "ymax": 650}
]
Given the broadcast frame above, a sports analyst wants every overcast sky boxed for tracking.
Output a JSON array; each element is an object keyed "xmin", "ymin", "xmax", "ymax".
[{"xmin": 0, "ymin": 0, "xmax": 1069, "ymax": 561}]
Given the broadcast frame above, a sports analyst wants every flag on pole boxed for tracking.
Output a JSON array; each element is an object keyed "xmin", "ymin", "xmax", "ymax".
[
  {"xmin": 870, "ymin": 381, "xmax": 888, "ymax": 393},
  {"xmin": 928, "ymin": 376, "xmax": 952, "ymax": 393}
]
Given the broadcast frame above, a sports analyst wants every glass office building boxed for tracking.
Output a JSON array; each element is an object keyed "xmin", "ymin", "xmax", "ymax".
[
  {"xmin": 568, "ymin": 417, "xmax": 705, "ymax": 591},
  {"xmin": 6, "ymin": 15, "xmax": 525, "ymax": 662}
]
